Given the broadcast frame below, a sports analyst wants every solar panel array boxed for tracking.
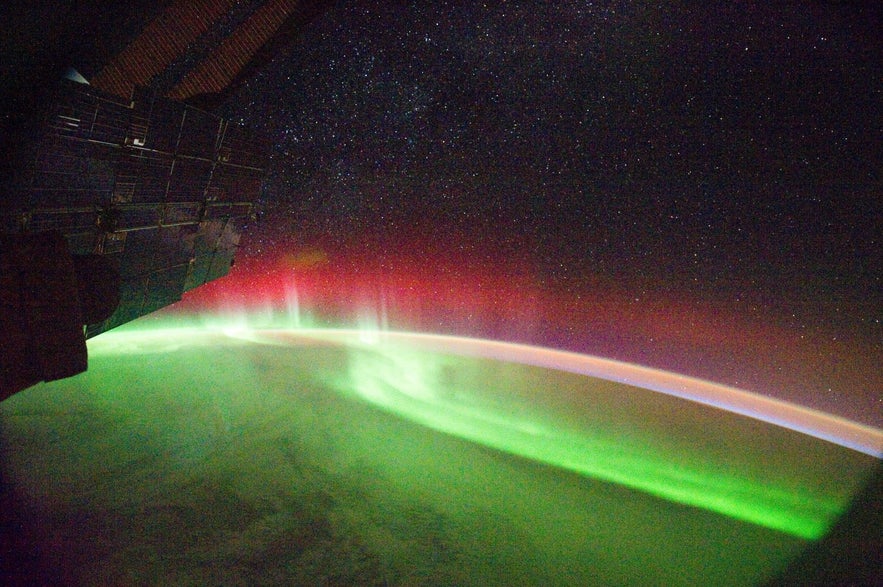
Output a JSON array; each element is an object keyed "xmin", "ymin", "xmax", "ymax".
[
  {"xmin": 89, "ymin": 0, "xmax": 332, "ymax": 102},
  {"xmin": 1, "ymin": 79, "xmax": 266, "ymax": 337}
]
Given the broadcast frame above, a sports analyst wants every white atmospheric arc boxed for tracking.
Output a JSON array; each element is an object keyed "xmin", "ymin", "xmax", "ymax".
[{"xmin": 88, "ymin": 326, "xmax": 883, "ymax": 457}]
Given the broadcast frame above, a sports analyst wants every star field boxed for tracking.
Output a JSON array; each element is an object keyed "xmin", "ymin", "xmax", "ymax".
[
  {"xmin": 191, "ymin": 1, "xmax": 883, "ymax": 423},
  {"xmin": 2, "ymin": 4, "xmax": 882, "ymax": 584}
]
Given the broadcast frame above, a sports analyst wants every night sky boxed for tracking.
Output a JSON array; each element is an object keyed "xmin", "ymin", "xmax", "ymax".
[
  {"xmin": 3, "ymin": 2, "xmax": 880, "ymax": 424},
  {"xmin": 179, "ymin": 1, "xmax": 881, "ymax": 426},
  {"xmin": 3, "ymin": 5, "xmax": 882, "ymax": 584},
  {"xmin": 227, "ymin": 0, "xmax": 880, "ymax": 295}
]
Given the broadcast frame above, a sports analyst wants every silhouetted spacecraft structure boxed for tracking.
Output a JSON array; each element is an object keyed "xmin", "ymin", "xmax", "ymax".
[
  {"xmin": 89, "ymin": 0, "xmax": 331, "ymax": 105},
  {"xmin": 0, "ymin": 0, "xmax": 332, "ymax": 398}
]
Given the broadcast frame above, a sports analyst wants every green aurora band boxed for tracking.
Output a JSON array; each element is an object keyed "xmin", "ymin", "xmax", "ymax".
[{"xmin": 85, "ymin": 317, "xmax": 882, "ymax": 541}]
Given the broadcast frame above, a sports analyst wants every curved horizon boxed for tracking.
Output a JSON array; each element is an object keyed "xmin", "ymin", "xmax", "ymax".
[{"xmin": 89, "ymin": 323, "xmax": 883, "ymax": 458}]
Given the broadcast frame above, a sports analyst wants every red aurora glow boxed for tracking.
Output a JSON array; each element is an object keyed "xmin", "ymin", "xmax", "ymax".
[{"xmin": 169, "ymin": 228, "xmax": 882, "ymax": 429}]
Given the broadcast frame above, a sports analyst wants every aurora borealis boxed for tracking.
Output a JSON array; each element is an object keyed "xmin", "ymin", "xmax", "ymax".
[
  {"xmin": 171, "ymin": 233, "xmax": 883, "ymax": 431},
  {"xmin": 194, "ymin": 1, "xmax": 882, "ymax": 429},
  {"xmin": 2, "ymin": 1, "xmax": 882, "ymax": 584},
  {"xmin": 2, "ymin": 324, "xmax": 878, "ymax": 584}
]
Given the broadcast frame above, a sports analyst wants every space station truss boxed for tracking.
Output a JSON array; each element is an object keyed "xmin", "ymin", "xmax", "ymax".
[{"xmin": 1, "ymin": 79, "xmax": 267, "ymax": 338}]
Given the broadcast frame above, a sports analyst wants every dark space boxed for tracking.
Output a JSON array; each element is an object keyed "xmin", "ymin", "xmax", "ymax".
[{"xmin": 1, "ymin": 2, "xmax": 881, "ymax": 585}]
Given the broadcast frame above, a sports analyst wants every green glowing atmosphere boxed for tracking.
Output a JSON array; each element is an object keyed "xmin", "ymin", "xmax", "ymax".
[{"xmin": 1, "ymin": 322, "xmax": 878, "ymax": 585}]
